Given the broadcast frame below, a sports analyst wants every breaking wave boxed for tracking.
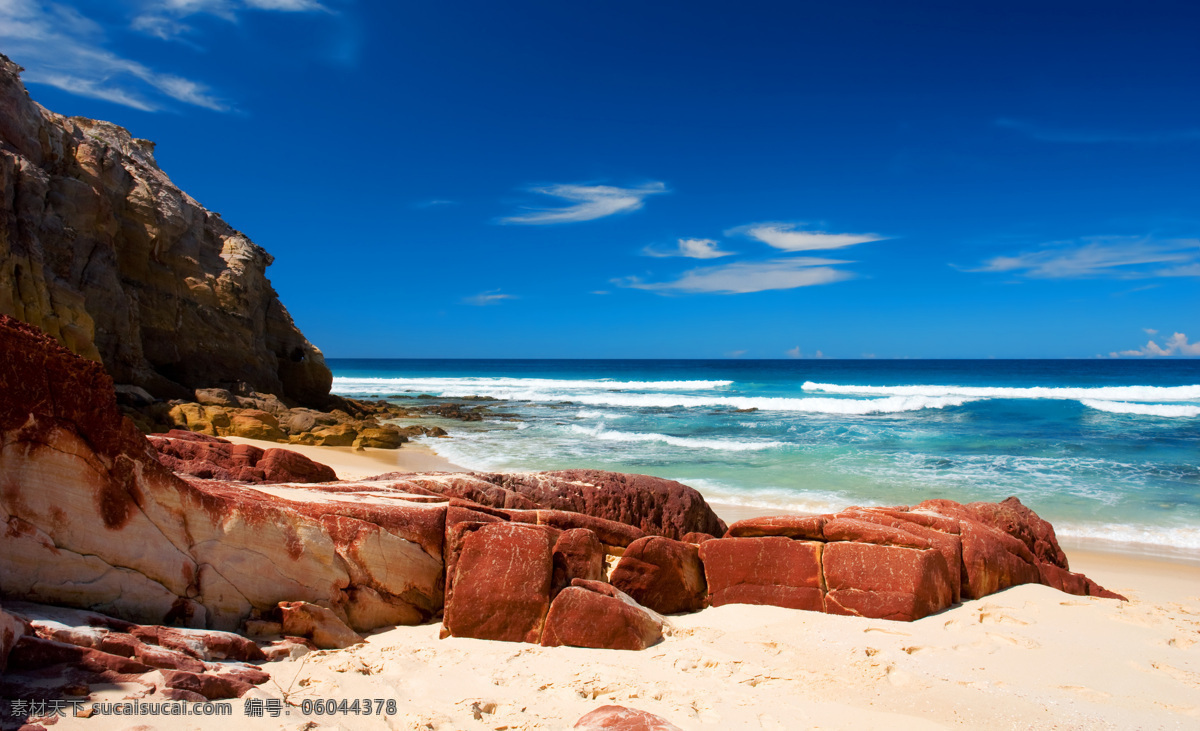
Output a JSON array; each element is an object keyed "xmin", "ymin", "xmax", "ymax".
[{"xmin": 568, "ymin": 425, "xmax": 785, "ymax": 452}]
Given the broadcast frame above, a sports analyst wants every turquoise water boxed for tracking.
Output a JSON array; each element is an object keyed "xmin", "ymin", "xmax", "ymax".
[{"xmin": 328, "ymin": 359, "xmax": 1200, "ymax": 552}]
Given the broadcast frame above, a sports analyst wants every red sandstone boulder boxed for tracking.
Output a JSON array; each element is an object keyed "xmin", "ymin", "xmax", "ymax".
[
  {"xmin": 680, "ymin": 532, "xmax": 715, "ymax": 544},
  {"xmin": 574, "ymin": 704, "xmax": 683, "ymax": 730},
  {"xmin": 725, "ymin": 514, "xmax": 827, "ymax": 540},
  {"xmin": 831, "ymin": 510, "xmax": 964, "ymax": 603},
  {"xmin": 541, "ymin": 579, "xmax": 665, "ymax": 651},
  {"xmin": 553, "ymin": 529, "xmax": 607, "ymax": 596},
  {"xmin": 0, "ymin": 607, "xmax": 28, "ymax": 673},
  {"xmin": 967, "ymin": 497, "xmax": 1070, "ymax": 569},
  {"xmin": 158, "ymin": 669, "xmax": 253, "ymax": 700},
  {"xmin": 442, "ymin": 522, "xmax": 559, "ymax": 643},
  {"xmin": 1039, "ymin": 563, "xmax": 1127, "ymax": 600},
  {"xmin": 822, "ymin": 542, "xmax": 954, "ymax": 621},
  {"xmin": 149, "ymin": 434, "xmax": 337, "ymax": 483},
  {"xmin": 278, "ymin": 602, "xmax": 363, "ymax": 649},
  {"xmin": 699, "ymin": 537, "xmax": 825, "ymax": 611},
  {"xmin": 610, "ymin": 536, "xmax": 707, "ymax": 614}
]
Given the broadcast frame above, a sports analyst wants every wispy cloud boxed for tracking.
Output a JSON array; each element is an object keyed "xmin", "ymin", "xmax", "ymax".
[
  {"xmin": 996, "ymin": 118, "xmax": 1200, "ymax": 145},
  {"xmin": 463, "ymin": 289, "xmax": 516, "ymax": 306},
  {"xmin": 729, "ymin": 222, "xmax": 885, "ymax": 252},
  {"xmin": 967, "ymin": 237, "xmax": 1200, "ymax": 279},
  {"xmin": 1111, "ymin": 332, "xmax": 1200, "ymax": 358},
  {"xmin": 786, "ymin": 346, "xmax": 825, "ymax": 359},
  {"xmin": 414, "ymin": 199, "xmax": 459, "ymax": 209},
  {"xmin": 642, "ymin": 238, "xmax": 734, "ymax": 259},
  {"xmin": 617, "ymin": 257, "xmax": 854, "ymax": 295},
  {"xmin": 1, "ymin": 0, "xmax": 328, "ymax": 111},
  {"xmin": 500, "ymin": 183, "xmax": 666, "ymax": 225},
  {"xmin": 132, "ymin": 0, "xmax": 328, "ymax": 41}
]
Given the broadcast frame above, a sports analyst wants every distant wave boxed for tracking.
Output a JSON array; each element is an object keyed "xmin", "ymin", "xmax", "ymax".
[
  {"xmin": 569, "ymin": 425, "xmax": 785, "ymax": 452},
  {"xmin": 803, "ymin": 381, "xmax": 1200, "ymax": 402},
  {"xmin": 562, "ymin": 393, "xmax": 975, "ymax": 414},
  {"xmin": 331, "ymin": 376, "xmax": 733, "ymax": 399},
  {"xmin": 1080, "ymin": 399, "xmax": 1200, "ymax": 417},
  {"xmin": 1055, "ymin": 522, "xmax": 1200, "ymax": 551}
]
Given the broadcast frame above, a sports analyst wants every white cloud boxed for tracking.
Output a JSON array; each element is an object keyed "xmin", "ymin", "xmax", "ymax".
[
  {"xmin": 729, "ymin": 222, "xmax": 885, "ymax": 252},
  {"xmin": 642, "ymin": 238, "xmax": 734, "ymax": 259},
  {"xmin": 786, "ymin": 346, "xmax": 801, "ymax": 358},
  {"xmin": 463, "ymin": 289, "xmax": 516, "ymax": 306},
  {"xmin": 133, "ymin": 0, "xmax": 327, "ymax": 40},
  {"xmin": 970, "ymin": 238, "xmax": 1200, "ymax": 279},
  {"xmin": 725, "ymin": 350, "xmax": 747, "ymax": 358},
  {"xmin": 500, "ymin": 183, "xmax": 666, "ymax": 225},
  {"xmin": 1, "ymin": 0, "xmax": 328, "ymax": 111},
  {"xmin": 1111, "ymin": 332, "xmax": 1200, "ymax": 358},
  {"xmin": 617, "ymin": 257, "xmax": 854, "ymax": 295}
]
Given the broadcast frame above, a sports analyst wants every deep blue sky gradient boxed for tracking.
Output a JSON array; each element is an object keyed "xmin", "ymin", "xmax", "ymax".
[{"xmin": 5, "ymin": 0, "xmax": 1198, "ymax": 357}]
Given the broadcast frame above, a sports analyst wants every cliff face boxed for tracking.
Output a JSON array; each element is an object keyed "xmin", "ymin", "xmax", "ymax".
[{"xmin": 0, "ymin": 55, "xmax": 331, "ymax": 405}]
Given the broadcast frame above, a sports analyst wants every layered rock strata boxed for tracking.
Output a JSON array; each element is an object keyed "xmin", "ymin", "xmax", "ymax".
[{"xmin": 0, "ymin": 55, "xmax": 330, "ymax": 404}]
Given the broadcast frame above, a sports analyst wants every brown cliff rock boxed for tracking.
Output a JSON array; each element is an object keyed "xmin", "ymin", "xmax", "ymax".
[
  {"xmin": 278, "ymin": 601, "xmax": 363, "ymax": 649},
  {"xmin": 541, "ymin": 579, "xmax": 665, "ymax": 651},
  {"xmin": 574, "ymin": 705, "xmax": 683, "ymax": 730},
  {"xmin": 609, "ymin": 536, "xmax": 707, "ymax": 615},
  {"xmin": 0, "ymin": 56, "xmax": 331, "ymax": 405}
]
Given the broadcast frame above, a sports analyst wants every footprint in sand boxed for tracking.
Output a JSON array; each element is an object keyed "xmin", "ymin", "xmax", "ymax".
[
  {"xmin": 1057, "ymin": 685, "xmax": 1111, "ymax": 701},
  {"xmin": 1151, "ymin": 661, "xmax": 1200, "ymax": 689},
  {"xmin": 863, "ymin": 626, "xmax": 911, "ymax": 636},
  {"xmin": 901, "ymin": 645, "xmax": 932, "ymax": 655},
  {"xmin": 977, "ymin": 610, "xmax": 1031, "ymax": 626},
  {"xmin": 984, "ymin": 632, "xmax": 1040, "ymax": 649},
  {"xmin": 1165, "ymin": 636, "xmax": 1198, "ymax": 649}
]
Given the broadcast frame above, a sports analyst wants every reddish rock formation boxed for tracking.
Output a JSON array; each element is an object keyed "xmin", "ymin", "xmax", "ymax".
[
  {"xmin": 0, "ymin": 56, "xmax": 331, "ymax": 405},
  {"xmin": 610, "ymin": 537, "xmax": 707, "ymax": 615},
  {"xmin": 822, "ymin": 542, "xmax": 955, "ymax": 621},
  {"xmin": 725, "ymin": 514, "xmax": 827, "ymax": 540},
  {"xmin": 3, "ymin": 602, "xmax": 268, "ymax": 700},
  {"xmin": 541, "ymin": 579, "xmax": 664, "ymax": 651},
  {"xmin": 0, "ymin": 315, "xmax": 444, "ymax": 632},
  {"xmin": 574, "ymin": 705, "xmax": 683, "ymax": 730},
  {"xmin": 278, "ymin": 601, "xmax": 363, "ymax": 649},
  {"xmin": 441, "ymin": 522, "xmax": 558, "ymax": 643},
  {"xmin": 0, "ymin": 605, "xmax": 27, "ymax": 673},
  {"xmin": 149, "ymin": 432, "xmax": 338, "ymax": 483},
  {"xmin": 553, "ymin": 529, "xmax": 607, "ymax": 596},
  {"xmin": 393, "ymin": 470, "xmax": 723, "ymax": 541},
  {"xmin": 699, "ymin": 537, "xmax": 825, "ymax": 612}
]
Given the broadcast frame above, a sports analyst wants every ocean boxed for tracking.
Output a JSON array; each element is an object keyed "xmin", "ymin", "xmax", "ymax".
[{"xmin": 327, "ymin": 359, "xmax": 1200, "ymax": 556}]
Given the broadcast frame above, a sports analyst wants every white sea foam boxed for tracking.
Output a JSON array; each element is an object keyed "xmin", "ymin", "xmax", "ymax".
[
  {"xmin": 1055, "ymin": 522, "xmax": 1200, "ymax": 551},
  {"xmin": 803, "ymin": 381, "xmax": 1200, "ymax": 402},
  {"xmin": 1080, "ymin": 399, "xmax": 1200, "ymax": 417},
  {"xmin": 332, "ymin": 376, "xmax": 733, "ymax": 399},
  {"xmin": 568, "ymin": 425, "xmax": 785, "ymax": 452},
  {"xmin": 561, "ymin": 393, "xmax": 975, "ymax": 414},
  {"xmin": 574, "ymin": 410, "xmax": 629, "ymax": 420}
]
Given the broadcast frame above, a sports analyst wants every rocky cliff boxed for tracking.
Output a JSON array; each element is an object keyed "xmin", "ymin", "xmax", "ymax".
[{"xmin": 0, "ymin": 54, "xmax": 330, "ymax": 405}]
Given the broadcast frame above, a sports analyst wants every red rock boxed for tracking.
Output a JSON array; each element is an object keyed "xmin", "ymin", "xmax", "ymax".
[
  {"xmin": 955, "ymin": 521, "xmax": 1042, "ymax": 599},
  {"xmin": 161, "ymin": 688, "xmax": 208, "ymax": 702},
  {"xmin": 699, "ymin": 537, "xmax": 825, "ymax": 612},
  {"xmin": 420, "ymin": 469, "xmax": 726, "ymax": 540},
  {"xmin": 573, "ymin": 704, "xmax": 683, "ymax": 730},
  {"xmin": 680, "ymin": 532, "xmax": 715, "ymax": 544},
  {"xmin": 7, "ymin": 637, "xmax": 151, "ymax": 674},
  {"xmin": 278, "ymin": 602, "xmax": 363, "ymax": 649},
  {"xmin": 134, "ymin": 626, "xmax": 267, "ymax": 662},
  {"xmin": 158, "ymin": 669, "xmax": 253, "ymax": 700},
  {"xmin": 442, "ymin": 522, "xmax": 558, "ymax": 643},
  {"xmin": 540, "ymin": 580, "xmax": 664, "ymax": 651},
  {"xmin": 553, "ymin": 529, "xmax": 606, "ymax": 596},
  {"xmin": 149, "ymin": 435, "xmax": 337, "ymax": 483},
  {"xmin": 822, "ymin": 517, "xmax": 934, "ymax": 550},
  {"xmin": 835, "ymin": 510, "xmax": 964, "ymax": 603},
  {"xmin": 0, "ymin": 606, "xmax": 28, "ymax": 673},
  {"xmin": 725, "ymin": 515, "xmax": 827, "ymax": 540},
  {"xmin": 133, "ymin": 644, "xmax": 206, "ymax": 673},
  {"xmin": 610, "ymin": 536, "xmax": 707, "ymax": 614},
  {"xmin": 529, "ymin": 509, "xmax": 646, "ymax": 548},
  {"xmin": 98, "ymin": 632, "xmax": 142, "ymax": 657},
  {"xmin": 967, "ymin": 497, "xmax": 1070, "ymax": 569},
  {"xmin": 1038, "ymin": 563, "xmax": 1126, "ymax": 600},
  {"xmin": 822, "ymin": 542, "xmax": 954, "ymax": 621}
]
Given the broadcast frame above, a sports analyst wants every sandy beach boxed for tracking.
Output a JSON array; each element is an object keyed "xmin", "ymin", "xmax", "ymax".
[{"xmin": 67, "ymin": 437, "xmax": 1196, "ymax": 730}]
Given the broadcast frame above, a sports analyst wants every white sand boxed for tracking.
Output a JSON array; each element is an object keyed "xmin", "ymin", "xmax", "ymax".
[
  {"xmin": 222, "ymin": 436, "xmax": 467, "ymax": 479},
  {"xmin": 59, "ymin": 439, "xmax": 1200, "ymax": 729}
]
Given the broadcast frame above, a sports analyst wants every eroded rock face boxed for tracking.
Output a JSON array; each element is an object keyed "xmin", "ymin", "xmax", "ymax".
[
  {"xmin": 0, "ymin": 55, "xmax": 330, "ymax": 405},
  {"xmin": 699, "ymin": 537, "xmax": 825, "ymax": 612},
  {"xmin": 0, "ymin": 315, "xmax": 444, "ymax": 632},
  {"xmin": 609, "ymin": 536, "xmax": 707, "ymax": 615}
]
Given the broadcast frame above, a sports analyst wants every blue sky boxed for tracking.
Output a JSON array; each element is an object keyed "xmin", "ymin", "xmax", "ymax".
[{"xmin": 3, "ymin": 0, "xmax": 1198, "ymax": 358}]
